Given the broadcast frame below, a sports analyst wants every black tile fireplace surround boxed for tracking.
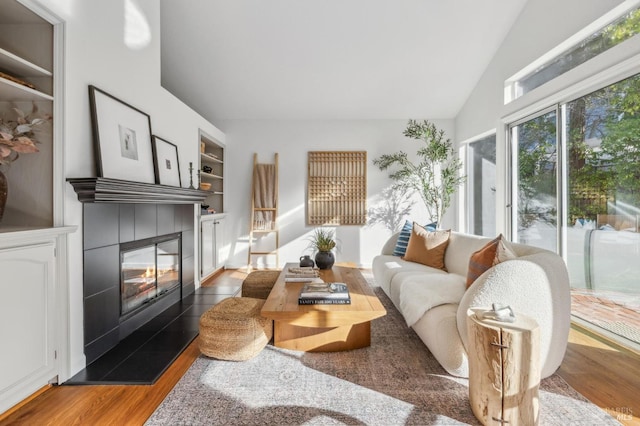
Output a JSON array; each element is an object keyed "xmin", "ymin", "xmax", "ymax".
[{"xmin": 82, "ymin": 203, "xmax": 195, "ymax": 365}]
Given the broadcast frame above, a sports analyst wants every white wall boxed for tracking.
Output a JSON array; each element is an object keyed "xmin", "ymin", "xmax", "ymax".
[
  {"xmin": 218, "ymin": 119, "xmax": 455, "ymax": 269},
  {"xmin": 32, "ymin": 0, "xmax": 225, "ymax": 378}
]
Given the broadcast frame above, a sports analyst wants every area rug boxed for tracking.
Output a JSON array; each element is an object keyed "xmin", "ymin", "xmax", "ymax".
[{"xmin": 146, "ymin": 285, "xmax": 618, "ymax": 425}]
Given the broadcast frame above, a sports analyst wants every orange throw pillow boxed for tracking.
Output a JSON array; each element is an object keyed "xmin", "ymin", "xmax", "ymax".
[
  {"xmin": 403, "ymin": 223, "xmax": 450, "ymax": 271},
  {"xmin": 466, "ymin": 234, "xmax": 516, "ymax": 288}
]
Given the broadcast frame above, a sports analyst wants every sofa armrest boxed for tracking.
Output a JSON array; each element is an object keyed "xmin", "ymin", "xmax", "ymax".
[
  {"xmin": 380, "ymin": 232, "xmax": 400, "ymax": 255},
  {"xmin": 455, "ymin": 253, "xmax": 571, "ymax": 378}
]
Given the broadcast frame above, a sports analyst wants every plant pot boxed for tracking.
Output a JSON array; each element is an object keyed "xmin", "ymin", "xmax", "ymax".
[
  {"xmin": 315, "ymin": 251, "xmax": 335, "ymax": 270},
  {"xmin": 0, "ymin": 170, "xmax": 7, "ymax": 222}
]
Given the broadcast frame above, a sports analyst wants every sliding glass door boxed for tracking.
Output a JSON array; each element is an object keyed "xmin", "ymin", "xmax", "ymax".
[
  {"xmin": 564, "ymin": 75, "xmax": 640, "ymax": 345},
  {"xmin": 510, "ymin": 109, "xmax": 558, "ymax": 252},
  {"xmin": 509, "ymin": 74, "xmax": 640, "ymax": 348}
]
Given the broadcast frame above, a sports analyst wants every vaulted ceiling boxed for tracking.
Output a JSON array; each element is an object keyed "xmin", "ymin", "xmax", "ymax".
[{"xmin": 160, "ymin": 0, "xmax": 528, "ymax": 122}]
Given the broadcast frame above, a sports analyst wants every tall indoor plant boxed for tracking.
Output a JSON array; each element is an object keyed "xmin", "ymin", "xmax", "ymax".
[{"xmin": 373, "ymin": 119, "xmax": 465, "ymax": 226}]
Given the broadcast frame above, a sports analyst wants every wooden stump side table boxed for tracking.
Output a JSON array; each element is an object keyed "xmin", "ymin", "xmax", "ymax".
[{"xmin": 467, "ymin": 308, "xmax": 541, "ymax": 426}]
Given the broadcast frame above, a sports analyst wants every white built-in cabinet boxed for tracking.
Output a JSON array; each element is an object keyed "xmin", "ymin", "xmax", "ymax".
[
  {"xmin": 0, "ymin": 0, "xmax": 75, "ymax": 416},
  {"xmin": 199, "ymin": 130, "xmax": 226, "ymax": 279},
  {"xmin": 200, "ymin": 214, "xmax": 227, "ymax": 279},
  {"xmin": 0, "ymin": 227, "xmax": 75, "ymax": 414}
]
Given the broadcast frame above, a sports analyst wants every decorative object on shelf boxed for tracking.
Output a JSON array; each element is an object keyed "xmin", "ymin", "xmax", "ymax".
[
  {"xmin": 188, "ymin": 162, "xmax": 195, "ymax": 189},
  {"xmin": 202, "ymin": 165, "xmax": 212, "ymax": 174},
  {"xmin": 307, "ymin": 151, "xmax": 367, "ymax": 225},
  {"xmin": 0, "ymin": 70, "xmax": 36, "ymax": 90},
  {"xmin": 89, "ymin": 85, "xmax": 155, "ymax": 184},
  {"xmin": 200, "ymin": 182, "xmax": 211, "ymax": 191},
  {"xmin": 307, "ymin": 227, "xmax": 337, "ymax": 270},
  {"xmin": 200, "ymin": 141, "xmax": 205, "ymax": 153},
  {"xmin": 151, "ymin": 135, "xmax": 181, "ymax": 187},
  {"xmin": 299, "ymin": 255, "xmax": 314, "ymax": 268},
  {"xmin": 0, "ymin": 102, "xmax": 52, "ymax": 166},
  {"xmin": 0, "ymin": 103, "xmax": 52, "ymax": 222},
  {"xmin": 0, "ymin": 170, "xmax": 7, "ymax": 221},
  {"xmin": 373, "ymin": 119, "xmax": 466, "ymax": 226}
]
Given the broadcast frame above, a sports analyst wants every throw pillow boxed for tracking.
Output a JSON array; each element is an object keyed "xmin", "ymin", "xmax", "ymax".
[
  {"xmin": 392, "ymin": 220, "xmax": 438, "ymax": 257},
  {"xmin": 466, "ymin": 236, "xmax": 501, "ymax": 288},
  {"xmin": 403, "ymin": 223, "xmax": 450, "ymax": 271},
  {"xmin": 392, "ymin": 220, "xmax": 413, "ymax": 256},
  {"xmin": 495, "ymin": 237, "xmax": 518, "ymax": 264},
  {"xmin": 466, "ymin": 234, "xmax": 518, "ymax": 288}
]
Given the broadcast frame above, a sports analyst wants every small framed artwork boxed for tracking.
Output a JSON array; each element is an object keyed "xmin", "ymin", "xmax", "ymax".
[
  {"xmin": 89, "ymin": 85, "xmax": 155, "ymax": 183},
  {"xmin": 152, "ymin": 135, "xmax": 182, "ymax": 187}
]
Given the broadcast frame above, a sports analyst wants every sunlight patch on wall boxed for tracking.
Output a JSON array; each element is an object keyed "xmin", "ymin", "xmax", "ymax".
[{"xmin": 124, "ymin": 0, "xmax": 151, "ymax": 50}]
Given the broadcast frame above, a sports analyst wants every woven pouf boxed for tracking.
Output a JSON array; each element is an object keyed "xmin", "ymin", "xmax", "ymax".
[
  {"xmin": 241, "ymin": 270, "xmax": 280, "ymax": 299},
  {"xmin": 199, "ymin": 297, "xmax": 273, "ymax": 361}
]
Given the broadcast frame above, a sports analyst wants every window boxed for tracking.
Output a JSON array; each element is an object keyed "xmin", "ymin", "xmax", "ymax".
[
  {"xmin": 465, "ymin": 134, "xmax": 497, "ymax": 237},
  {"xmin": 506, "ymin": 6, "xmax": 640, "ymax": 102}
]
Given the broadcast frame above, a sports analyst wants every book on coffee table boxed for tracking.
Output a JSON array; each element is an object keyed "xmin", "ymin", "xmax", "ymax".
[
  {"xmin": 298, "ymin": 282, "xmax": 351, "ymax": 305},
  {"xmin": 285, "ymin": 266, "xmax": 321, "ymax": 282}
]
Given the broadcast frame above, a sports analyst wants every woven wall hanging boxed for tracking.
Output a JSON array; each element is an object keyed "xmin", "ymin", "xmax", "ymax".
[{"xmin": 307, "ymin": 151, "xmax": 367, "ymax": 225}]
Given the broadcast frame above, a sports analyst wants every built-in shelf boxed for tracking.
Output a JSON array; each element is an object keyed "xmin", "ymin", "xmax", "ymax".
[
  {"xmin": 200, "ymin": 152, "xmax": 223, "ymax": 164},
  {"xmin": 67, "ymin": 177, "xmax": 209, "ymax": 204},
  {"xmin": 201, "ymin": 171, "xmax": 223, "ymax": 179},
  {"xmin": 0, "ymin": 47, "xmax": 52, "ymax": 77},
  {"xmin": 199, "ymin": 131, "xmax": 224, "ymax": 213},
  {"xmin": 0, "ymin": 76, "xmax": 53, "ymax": 101}
]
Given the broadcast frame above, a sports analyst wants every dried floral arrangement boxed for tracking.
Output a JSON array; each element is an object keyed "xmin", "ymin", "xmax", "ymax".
[{"xmin": 0, "ymin": 103, "xmax": 52, "ymax": 166}]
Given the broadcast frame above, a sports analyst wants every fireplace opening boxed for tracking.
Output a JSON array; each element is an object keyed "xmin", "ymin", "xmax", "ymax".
[{"xmin": 120, "ymin": 233, "xmax": 181, "ymax": 317}]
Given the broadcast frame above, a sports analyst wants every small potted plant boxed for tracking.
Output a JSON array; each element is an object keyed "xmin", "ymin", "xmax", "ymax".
[{"xmin": 307, "ymin": 228, "xmax": 337, "ymax": 269}]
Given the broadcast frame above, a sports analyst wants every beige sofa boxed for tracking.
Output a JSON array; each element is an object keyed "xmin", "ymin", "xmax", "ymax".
[{"xmin": 372, "ymin": 231, "xmax": 571, "ymax": 378}]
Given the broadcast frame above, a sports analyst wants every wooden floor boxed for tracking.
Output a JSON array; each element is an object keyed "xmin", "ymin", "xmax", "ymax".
[{"xmin": 1, "ymin": 269, "xmax": 639, "ymax": 426}]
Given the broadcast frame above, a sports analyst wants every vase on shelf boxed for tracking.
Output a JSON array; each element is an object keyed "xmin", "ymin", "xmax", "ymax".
[
  {"xmin": 315, "ymin": 251, "xmax": 335, "ymax": 270},
  {"xmin": 0, "ymin": 170, "xmax": 7, "ymax": 222}
]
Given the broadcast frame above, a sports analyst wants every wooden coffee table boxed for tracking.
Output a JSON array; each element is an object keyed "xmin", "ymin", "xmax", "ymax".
[{"xmin": 261, "ymin": 263, "xmax": 386, "ymax": 352}]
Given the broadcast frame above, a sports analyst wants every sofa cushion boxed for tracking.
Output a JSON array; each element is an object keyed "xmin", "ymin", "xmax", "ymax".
[
  {"xmin": 392, "ymin": 220, "xmax": 436, "ymax": 257},
  {"xmin": 403, "ymin": 223, "xmax": 450, "ymax": 271}
]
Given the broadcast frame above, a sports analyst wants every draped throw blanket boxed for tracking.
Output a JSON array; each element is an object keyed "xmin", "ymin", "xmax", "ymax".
[{"xmin": 253, "ymin": 163, "xmax": 277, "ymax": 230}]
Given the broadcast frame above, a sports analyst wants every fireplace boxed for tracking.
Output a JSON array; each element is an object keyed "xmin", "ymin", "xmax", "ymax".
[
  {"xmin": 120, "ymin": 233, "xmax": 181, "ymax": 317},
  {"xmin": 81, "ymin": 203, "xmax": 195, "ymax": 364}
]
